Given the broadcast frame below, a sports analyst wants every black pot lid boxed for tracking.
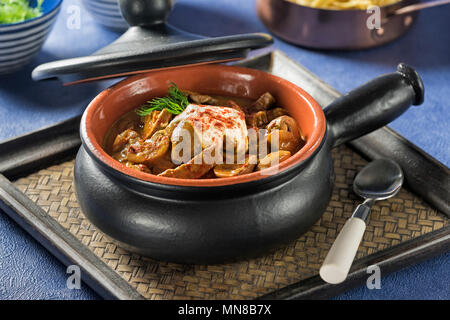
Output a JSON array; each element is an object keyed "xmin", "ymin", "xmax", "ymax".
[{"xmin": 32, "ymin": 0, "xmax": 273, "ymax": 85}]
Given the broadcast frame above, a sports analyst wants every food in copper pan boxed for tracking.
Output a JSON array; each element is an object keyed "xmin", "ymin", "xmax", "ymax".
[{"xmin": 287, "ymin": 0, "xmax": 401, "ymax": 10}]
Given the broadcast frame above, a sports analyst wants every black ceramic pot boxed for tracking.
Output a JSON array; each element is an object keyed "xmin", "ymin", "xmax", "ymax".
[{"xmin": 74, "ymin": 63, "xmax": 423, "ymax": 264}]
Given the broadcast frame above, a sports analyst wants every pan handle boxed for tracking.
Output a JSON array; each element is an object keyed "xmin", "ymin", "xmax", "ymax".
[
  {"xmin": 324, "ymin": 63, "xmax": 424, "ymax": 148},
  {"xmin": 392, "ymin": 0, "xmax": 450, "ymax": 16}
]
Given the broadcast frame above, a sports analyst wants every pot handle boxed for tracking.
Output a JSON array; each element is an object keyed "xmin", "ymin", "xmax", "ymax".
[{"xmin": 324, "ymin": 63, "xmax": 424, "ymax": 148}]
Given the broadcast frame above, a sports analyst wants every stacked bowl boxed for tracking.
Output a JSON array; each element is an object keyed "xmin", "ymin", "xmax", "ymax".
[
  {"xmin": 84, "ymin": 0, "xmax": 128, "ymax": 31},
  {"xmin": 0, "ymin": 0, "xmax": 62, "ymax": 75}
]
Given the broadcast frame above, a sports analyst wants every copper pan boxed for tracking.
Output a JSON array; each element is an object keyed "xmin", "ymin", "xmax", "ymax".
[{"xmin": 257, "ymin": 0, "xmax": 450, "ymax": 50}]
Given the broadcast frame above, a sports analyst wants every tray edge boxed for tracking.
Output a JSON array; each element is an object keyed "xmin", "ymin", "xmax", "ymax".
[{"xmin": 0, "ymin": 50, "xmax": 448, "ymax": 300}]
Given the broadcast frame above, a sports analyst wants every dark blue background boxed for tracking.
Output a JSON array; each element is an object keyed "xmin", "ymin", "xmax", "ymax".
[{"xmin": 0, "ymin": 0, "xmax": 448, "ymax": 299}]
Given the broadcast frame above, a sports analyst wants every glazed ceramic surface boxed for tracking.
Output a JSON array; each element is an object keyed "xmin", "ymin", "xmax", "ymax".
[
  {"xmin": 80, "ymin": 65, "xmax": 326, "ymax": 186},
  {"xmin": 83, "ymin": 0, "xmax": 128, "ymax": 31},
  {"xmin": 0, "ymin": 0, "xmax": 62, "ymax": 74},
  {"xmin": 75, "ymin": 64, "xmax": 423, "ymax": 263}
]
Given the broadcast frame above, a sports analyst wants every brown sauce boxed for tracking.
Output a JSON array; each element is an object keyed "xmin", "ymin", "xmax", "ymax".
[{"xmin": 103, "ymin": 92, "xmax": 304, "ymax": 179}]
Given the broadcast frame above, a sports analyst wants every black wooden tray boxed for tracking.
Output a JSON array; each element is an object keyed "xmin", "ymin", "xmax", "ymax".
[{"xmin": 0, "ymin": 50, "xmax": 448, "ymax": 300}]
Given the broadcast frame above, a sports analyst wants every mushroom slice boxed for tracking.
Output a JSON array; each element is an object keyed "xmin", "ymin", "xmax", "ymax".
[
  {"xmin": 126, "ymin": 130, "xmax": 170, "ymax": 165},
  {"xmin": 256, "ymin": 150, "xmax": 291, "ymax": 171},
  {"xmin": 183, "ymin": 90, "xmax": 219, "ymax": 105},
  {"xmin": 246, "ymin": 111, "xmax": 268, "ymax": 128},
  {"xmin": 267, "ymin": 129, "xmax": 300, "ymax": 154},
  {"xmin": 112, "ymin": 129, "xmax": 141, "ymax": 153},
  {"xmin": 266, "ymin": 115, "xmax": 303, "ymax": 141},
  {"xmin": 159, "ymin": 145, "xmax": 217, "ymax": 179},
  {"xmin": 213, "ymin": 154, "xmax": 258, "ymax": 178},
  {"xmin": 250, "ymin": 92, "xmax": 276, "ymax": 112},
  {"xmin": 142, "ymin": 109, "xmax": 173, "ymax": 140},
  {"xmin": 267, "ymin": 107, "xmax": 288, "ymax": 122},
  {"xmin": 123, "ymin": 161, "xmax": 151, "ymax": 173}
]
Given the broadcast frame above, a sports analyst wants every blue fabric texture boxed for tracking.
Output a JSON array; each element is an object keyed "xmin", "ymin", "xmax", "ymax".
[{"xmin": 0, "ymin": 0, "xmax": 448, "ymax": 300}]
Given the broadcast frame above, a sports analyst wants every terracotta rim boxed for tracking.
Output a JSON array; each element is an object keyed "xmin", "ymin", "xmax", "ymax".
[{"xmin": 81, "ymin": 65, "xmax": 327, "ymax": 187}]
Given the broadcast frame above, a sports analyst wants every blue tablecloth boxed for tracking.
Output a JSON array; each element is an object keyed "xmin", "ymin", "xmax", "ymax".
[{"xmin": 0, "ymin": 0, "xmax": 448, "ymax": 300}]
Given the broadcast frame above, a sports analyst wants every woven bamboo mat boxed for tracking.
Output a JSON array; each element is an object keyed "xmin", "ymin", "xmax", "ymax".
[{"xmin": 13, "ymin": 144, "xmax": 448, "ymax": 299}]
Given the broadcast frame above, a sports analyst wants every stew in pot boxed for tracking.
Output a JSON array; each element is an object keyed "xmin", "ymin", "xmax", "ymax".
[{"xmin": 104, "ymin": 83, "xmax": 305, "ymax": 179}]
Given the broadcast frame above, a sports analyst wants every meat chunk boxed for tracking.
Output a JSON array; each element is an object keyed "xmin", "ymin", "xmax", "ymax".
[
  {"xmin": 123, "ymin": 161, "xmax": 151, "ymax": 173},
  {"xmin": 142, "ymin": 109, "xmax": 173, "ymax": 140},
  {"xmin": 159, "ymin": 145, "xmax": 217, "ymax": 179},
  {"xmin": 150, "ymin": 152, "xmax": 176, "ymax": 175},
  {"xmin": 183, "ymin": 90, "xmax": 219, "ymax": 105},
  {"xmin": 250, "ymin": 92, "xmax": 276, "ymax": 112},
  {"xmin": 126, "ymin": 130, "xmax": 170, "ymax": 165},
  {"xmin": 112, "ymin": 129, "xmax": 141, "ymax": 153},
  {"xmin": 246, "ymin": 111, "xmax": 268, "ymax": 128},
  {"xmin": 266, "ymin": 107, "xmax": 288, "ymax": 122}
]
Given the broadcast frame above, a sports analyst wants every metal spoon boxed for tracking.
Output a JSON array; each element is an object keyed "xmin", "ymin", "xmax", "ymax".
[{"xmin": 319, "ymin": 159, "xmax": 404, "ymax": 284}]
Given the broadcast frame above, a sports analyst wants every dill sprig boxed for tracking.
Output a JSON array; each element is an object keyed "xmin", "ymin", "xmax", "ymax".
[
  {"xmin": 0, "ymin": 0, "xmax": 44, "ymax": 24},
  {"xmin": 136, "ymin": 82, "xmax": 189, "ymax": 117}
]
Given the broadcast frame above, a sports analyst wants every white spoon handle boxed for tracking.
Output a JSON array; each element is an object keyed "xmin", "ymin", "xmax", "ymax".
[{"xmin": 319, "ymin": 216, "xmax": 366, "ymax": 284}]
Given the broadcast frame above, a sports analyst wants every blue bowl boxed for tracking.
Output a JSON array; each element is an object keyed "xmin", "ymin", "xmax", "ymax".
[
  {"xmin": 84, "ymin": 0, "xmax": 128, "ymax": 31},
  {"xmin": 0, "ymin": 0, "xmax": 62, "ymax": 74}
]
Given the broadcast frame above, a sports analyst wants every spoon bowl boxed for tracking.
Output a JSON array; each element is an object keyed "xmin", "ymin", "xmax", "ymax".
[{"xmin": 353, "ymin": 159, "xmax": 404, "ymax": 200}]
